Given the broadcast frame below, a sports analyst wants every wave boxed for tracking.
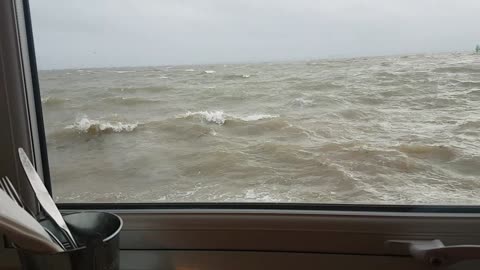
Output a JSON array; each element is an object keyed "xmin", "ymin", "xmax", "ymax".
[
  {"xmin": 237, "ymin": 114, "xmax": 278, "ymax": 121},
  {"xmin": 456, "ymin": 120, "xmax": 480, "ymax": 131},
  {"xmin": 142, "ymin": 115, "xmax": 312, "ymax": 141},
  {"xmin": 433, "ymin": 66, "xmax": 480, "ymax": 74},
  {"xmin": 295, "ymin": 81, "xmax": 344, "ymax": 90},
  {"xmin": 204, "ymin": 70, "xmax": 216, "ymax": 74},
  {"xmin": 145, "ymin": 119, "xmax": 216, "ymax": 140},
  {"xmin": 222, "ymin": 74, "xmax": 251, "ymax": 80},
  {"xmin": 177, "ymin": 111, "xmax": 279, "ymax": 125},
  {"xmin": 108, "ymin": 85, "xmax": 172, "ymax": 93},
  {"xmin": 458, "ymin": 81, "xmax": 480, "ymax": 88},
  {"xmin": 185, "ymin": 69, "xmax": 195, "ymax": 72},
  {"xmin": 112, "ymin": 70, "xmax": 136, "ymax": 74},
  {"xmin": 181, "ymin": 111, "xmax": 226, "ymax": 125},
  {"xmin": 356, "ymin": 96, "xmax": 384, "ymax": 105},
  {"xmin": 448, "ymin": 79, "xmax": 480, "ymax": 88},
  {"xmin": 103, "ymin": 96, "xmax": 161, "ymax": 105},
  {"xmin": 65, "ymin": 117, "xmax": 138, "ymax": 135},
  {"xmin": 467, "ymin": 89, "xmax": 480, "ymax": 96},
  {"xmin": 336, "ymin": 109, "xmax": 372, "ymax": 120},
  {"xmin": 413, "ymin": 96, "xmax": 466, "ymax": 109},
  {"xmin": 41, "ymin": 96, "xmax": 70, "ymax": 105},
  {"xmin": 75, "ymin": 69, "xmax": 95, "ymax": 75},
  {"xmin": 449, "ymin": 155, "xmax": 480, "ymax": 176},
  {"xmin": 397, "ymin": 144, "xmax": 457, "ymax": 161},
  {"xmin": 290, "ymin": 98, "xmax": 313, "ymax": 107},
  {"xmin": 375, "ymin": 71, "xmax": 398, "ymax": 78}
]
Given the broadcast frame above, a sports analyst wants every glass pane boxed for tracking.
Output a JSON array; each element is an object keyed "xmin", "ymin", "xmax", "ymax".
[{"xmin": 30, "ymin": 0, "xmax": 480, "ymax": 204}]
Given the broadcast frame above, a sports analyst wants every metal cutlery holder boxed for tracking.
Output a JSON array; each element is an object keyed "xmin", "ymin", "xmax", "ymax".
[{"xmin": 16, "ymin": 212, "xmax": 123, "ymax": 270}]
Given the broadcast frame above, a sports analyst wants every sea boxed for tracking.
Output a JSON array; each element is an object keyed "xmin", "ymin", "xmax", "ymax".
[{"xmin": 39, "ymin": 52, "xmax": 480, "ymax": 204}]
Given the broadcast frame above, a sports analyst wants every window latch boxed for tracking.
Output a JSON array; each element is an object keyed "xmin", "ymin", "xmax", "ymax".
[{"xmin": 386, "ymin": 239, "xmax": 480, "ymax": 267}]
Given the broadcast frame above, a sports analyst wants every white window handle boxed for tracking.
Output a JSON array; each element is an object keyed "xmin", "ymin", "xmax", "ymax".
[{"xmin": 386, "ymin": 239, "xmax": 480, "ymax": 267}]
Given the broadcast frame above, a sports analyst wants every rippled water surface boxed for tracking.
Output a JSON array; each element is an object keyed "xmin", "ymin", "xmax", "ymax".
[{"xmin": 40, "ymin": 52, "xmax": 480, "ymax": 203}]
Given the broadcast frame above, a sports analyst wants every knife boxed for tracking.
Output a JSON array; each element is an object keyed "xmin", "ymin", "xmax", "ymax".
[{"xmin": 18, "ymin": 148, "xmax": 78, "ymax": 249}]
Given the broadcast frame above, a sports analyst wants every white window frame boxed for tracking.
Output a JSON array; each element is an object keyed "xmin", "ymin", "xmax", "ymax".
[{"xmin": 1, "ymin": 0, "xmax": 480, "ymax": 269}]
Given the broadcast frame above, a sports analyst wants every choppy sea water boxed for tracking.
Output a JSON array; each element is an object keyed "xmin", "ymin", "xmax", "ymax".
[{"xmin": 40, "ymin": 52, "xmax": 480, "ymax": 204}]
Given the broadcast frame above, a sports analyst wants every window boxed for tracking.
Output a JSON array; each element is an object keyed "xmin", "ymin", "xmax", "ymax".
[
  {"xmin": 3, "ymin": 1, "xmax": 480, "ymax": 270},
  {"xmin": 29, "ymin": 0, "xmax": 480, "ymax": 204}
]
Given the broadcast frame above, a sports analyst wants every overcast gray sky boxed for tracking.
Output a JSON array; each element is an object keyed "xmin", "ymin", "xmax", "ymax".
[{"xmin": 30, "ymin": 0, "xmax": 479, "ymax": 69}]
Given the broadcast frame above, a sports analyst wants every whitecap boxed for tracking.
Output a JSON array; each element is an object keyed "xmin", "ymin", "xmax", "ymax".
[
  {"xmin": 204, "ymin": 70, "xmax": 216, "ymax": 74},
  {"xmin": 41, "ymin": 96, "xmax": 70, "ymax": 105},
  {"xmin": 181, "ymin": 111, "xmax": 226, "ymax": 125},
  {"xmin": 292, "ymin": 98, "xmax": 314, "ymax": 107},
  {"xmin": 237, "ymin": 114, "xmax": 279, "ymax": 121},
  {"xmin": 178, "ymin": 111, "xmax": 278, "ymax": 125},
  {"xmin": 65, "ymin": 117, "xmax": 138, "ymax": 135},
  {"xmin": 104, "ymin": 96, "xmax": 160, "ymax": 105},
  {"xmin": 113, "ymin": 70, "xmax": 136, "ymax": 74},
  {"xmin": 243, "ymin": 189, "xmax": 283, "ymax": 202}
]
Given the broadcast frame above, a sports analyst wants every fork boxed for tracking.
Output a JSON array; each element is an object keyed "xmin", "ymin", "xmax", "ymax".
[
  {"xmin": 0, "ymin": 176, "xmax": 69, "ymax": 250},
  {"xmin": 0, "ymin": 176, "xmax": 26, "ymax": 210}
]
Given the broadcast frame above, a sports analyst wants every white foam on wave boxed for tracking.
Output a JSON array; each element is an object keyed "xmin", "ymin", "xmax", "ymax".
[
  {"xmin": 105, "ymin": 96, "xmax": 161, "ymax": 104},
  {"xmin": 244, "ymin": 189, "xmax": 283, "ymax": 202},
  {"xmin": 237, "ymin": 114, "xmax": 279, "ymax": 121},
  {"xmin": 292, "ymin": 97, "xmax": 314, "ymax": 106},
  {"xmin": 242, "ymin": 74, "xmax": 250, "ymax": 78},
  {"xmin": 66, "ymin": 117, "xmax": 138, "ymax": 134},
  {"xmin": 41, "ymin": 96, "xmax": 70, "ymax": 104},
  {"xmin": 204, "ymin": 70, "xmax": 216, "ymax": 74},
  {"xmin": 113, "ymin": 70, "xmax": 136, "ymax": 74},
  {"xmin": 178, "ymin": 111, "xmax": 279, "ymax": 125},
  {"xmin": 182, "ymin": 111, "xmax": 226, "ymax": 125}
]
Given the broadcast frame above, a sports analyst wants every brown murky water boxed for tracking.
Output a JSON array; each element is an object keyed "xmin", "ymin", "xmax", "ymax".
[{"xmin": 40, "ymin": 52, "xmax": 480, "ymax": 204}]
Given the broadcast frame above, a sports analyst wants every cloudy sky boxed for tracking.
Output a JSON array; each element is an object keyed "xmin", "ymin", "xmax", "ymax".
[{"xmin": 30, "ymin": 0, "xmax": 479, "ymax": 69}]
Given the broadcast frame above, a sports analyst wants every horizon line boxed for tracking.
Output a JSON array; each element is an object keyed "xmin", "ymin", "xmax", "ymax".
[{"xmin": 38, "ymin": 50, "xmax": 472, "ymax": 72}]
